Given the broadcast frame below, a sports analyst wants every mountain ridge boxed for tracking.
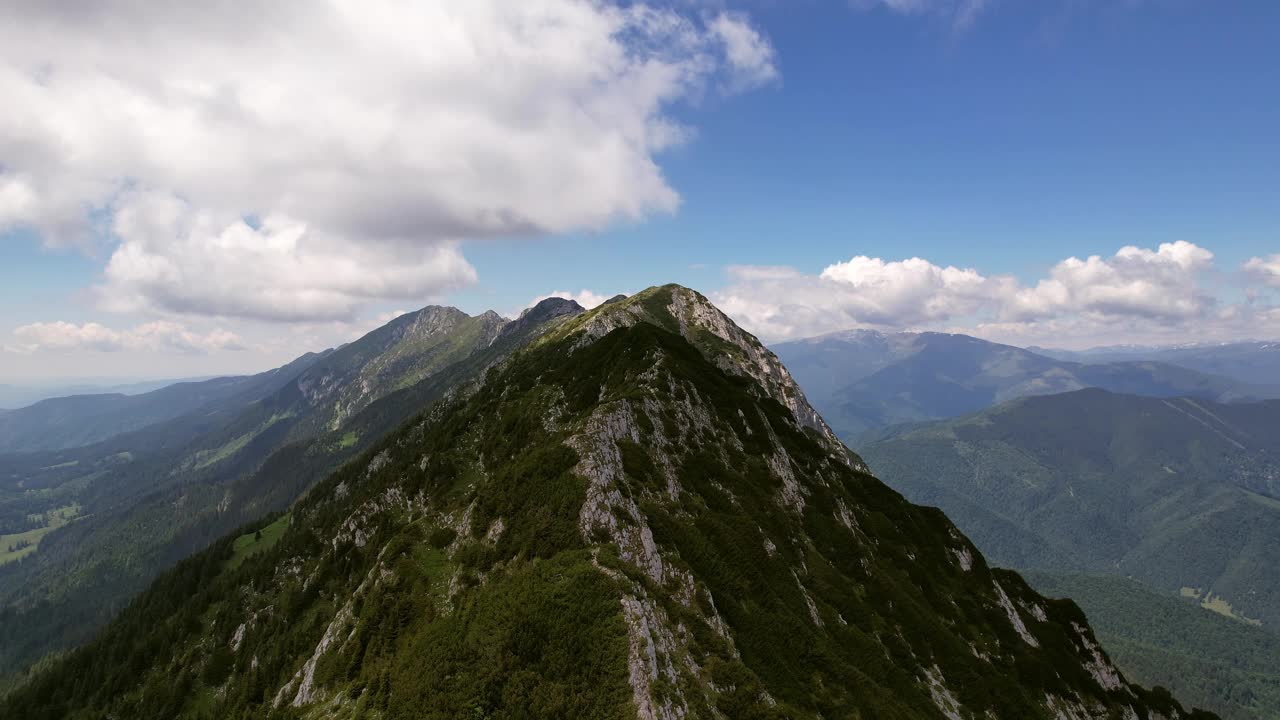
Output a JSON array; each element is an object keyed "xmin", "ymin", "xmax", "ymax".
[
  {"xmin": 1, "ymin": 285, "xmax": 1213, "ymax": 720},
  {"xmin": 1026, "ymin": 341, "xmax": 1280, "ymax": 389},
  {"xmin": 0, "ymin": 298, "xmax": 585, "ymax": 684}
]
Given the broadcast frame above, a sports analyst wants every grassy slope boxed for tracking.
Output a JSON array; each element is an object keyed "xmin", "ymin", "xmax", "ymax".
[
  {"xmin": 0, "ymin": 505, "xmax": 81, "ymax": 566},
  {"xmin": 225, "ymin": 514, "xmax": 290, "ymax": 570}
]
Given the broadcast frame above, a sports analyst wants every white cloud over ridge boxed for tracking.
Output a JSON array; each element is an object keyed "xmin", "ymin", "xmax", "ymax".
[
  {"xmin": 527, "ymin": 289, "xmax": 616, "ymax": 311},
  {"xmin": 8, "ymin": 321, "xmax": 244, "ymax": 355},
  {"xmin": 99, "ymin": 192, "xmax": 477, "ymax": 322},
  {"xmin": 0, "ymin": 1, "xmax": 776, "ymax": 322},
  {"xmin": 715, "ymin": 241, "xmax": 1280, "ymax": 347},
  {"xmin": 715, "ymin": 255, "xmax": 1013, "ymax": 341}
]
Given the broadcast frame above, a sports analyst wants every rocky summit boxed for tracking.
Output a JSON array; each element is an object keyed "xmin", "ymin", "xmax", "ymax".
[{"xmin": 2, "ymin": 285, "xmax": 1215, "ymax": 720}]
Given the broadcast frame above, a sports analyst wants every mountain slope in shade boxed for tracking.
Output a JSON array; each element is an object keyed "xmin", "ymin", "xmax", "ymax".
[
  {"xmin": 0, "ymin": 300, "xmax": 583, "ymax": 684},
  {"xmin": 2, "ymin": 286, "xmax": 1212, "ymax": 720},
  {"xmin": 772, "ymin": 331, "xmax": 1274, "ymax": 438},
  {"xmin": 858, "ymin": 389, "xmax": 1280, "ymax": 719},
  {"xmin": 1026, "ymin": 572, "xmax": 1280, "ymax": 720},
  {"xmin": 860, "ymin": 389, "xmax": 1280, "ymax": 625}
]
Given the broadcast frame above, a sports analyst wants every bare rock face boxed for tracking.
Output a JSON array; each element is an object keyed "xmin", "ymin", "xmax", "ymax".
[
  {"xmin": 293, "ymin": 304, "xmax": 510, "ymax": 432},
  {"xmin": 549, "ymin": 285, "xmax": 865, "ymax": 470}
]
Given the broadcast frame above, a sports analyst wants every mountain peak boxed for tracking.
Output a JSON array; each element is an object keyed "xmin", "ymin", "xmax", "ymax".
[
  {"xmin": 512, "ymin": 296, "xmax": 586, "ymax": 331},
  {"xmin": 547, "ymin": 284, "xmax": 853, "ymax": 461},
  {"xmin": 519, "ymin": 295, "xmax": 585, "ymax": 319}
]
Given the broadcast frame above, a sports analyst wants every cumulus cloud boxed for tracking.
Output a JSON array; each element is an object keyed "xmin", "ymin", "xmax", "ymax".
[
  {"xmin": 1245, "ymin": 255, "xmax": 1280, "ymax": 288},
  {"xmin": 708, "ymin": 12, "xmax": 780, "ymax": 90},
  {"xmin": 715, "ymin": 256, "xmax": 1013, "ymax": 340},
  {"xmin": 714, "ymin": 241, "xmax": 1273, "ymax": 346},
  {"xmin": 527, "ymin": 289, "xmax": 616, "ymax": 311},
  {"xmin": 0, "ymin": 1, "xmax": 776, "ymax": 321},
  {"xmin": 1005, "ymin": 241, "xmax": 1215, "ymax": 321},
  {"xmin": 97, "ymin": 191, "xmax": 476, "ymax": 322},
  {"xmin": 7, "ymin": 321, "xmax": 245, "ymax": 355}
]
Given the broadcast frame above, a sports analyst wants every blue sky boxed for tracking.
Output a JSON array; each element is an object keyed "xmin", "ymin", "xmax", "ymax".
[{"xmin": 1, "ymin": 1, "xmax": 1278, "ymax": 379}]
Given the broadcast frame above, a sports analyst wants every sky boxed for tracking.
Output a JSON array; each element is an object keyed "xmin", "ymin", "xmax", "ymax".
[{"xmin": 1, "ymin": 0, "xmax": 1278, "ymax": 380}]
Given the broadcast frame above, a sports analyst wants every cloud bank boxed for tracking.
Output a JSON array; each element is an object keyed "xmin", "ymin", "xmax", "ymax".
[
  {"xmin": 7, "ymin": 321, "xmax": 244, "ymax": 355},
  {"xmin": 0, "ymin": 0, "xmax": 776, "ymax": 322},
  {"xmin": 716, "ymin": 241, "xmax": 1280, "ymax": 347},
  {"xmin": 1245, "ymin": 255, "xmax": 1280, "ymax": 288}
]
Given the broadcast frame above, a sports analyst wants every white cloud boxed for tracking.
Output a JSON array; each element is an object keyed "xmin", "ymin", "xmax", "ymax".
[
  {"xmin": 1006, "ymin": 241, "xmax": 1215, "ymax": 321},
  {"xmin": 716, "ymin": 256, "xmax": 1013, "ymax": 340},
  {"xmin": 851, "ymin": 0, "xmax": 993, "ymax": 31},
  {"xmin": 968, "ymin": 302, "xmax": 1280, "ymax": 350},
  {"xmin": 7, "ymin": 321, "xmax": 245, "ymax": 355},
  {"xmin": 715, "ymin": 241, "xmax": 1273, "ymax": 347},
  {"xmin": 0, "ymin": 1, "xmax": 776, "ymax": 321},
  {"xmin": 98, "ymin": 191, "xmax": 476, "ymax": 322},
  {"xmin": 819, "ymin": 256, "xmax": 1011, "ymax": 324},
  {"xmin": 1245, "ymin": 254, "xmax": 1280, "ymax": 288},
  {"xmin": 708, "ymin": 12, "xmax": 779, "ymax": 90},
  {"xmin": 527, "ymin": 289, "xmax": 616, "ymax": 311}
]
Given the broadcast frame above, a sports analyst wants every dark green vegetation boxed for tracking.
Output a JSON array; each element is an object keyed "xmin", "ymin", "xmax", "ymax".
[
  {"xmin": 1, "ymin": 286, "xmax": 1212, "ymax": 719},
  {"xmin": 0, "ymin": 300, "xmax": 585, "ymax": 685},
  {"xmin": 772, "ymin": 330, "xmax": 1275, "ymax": 438},
  {"xmin": 859, "ymin": 389, "xmax": 1280, "ymax": 719},
  {"xmin": 1028, "ymin": 573, "xmax": 1280, "ymax": 720}
]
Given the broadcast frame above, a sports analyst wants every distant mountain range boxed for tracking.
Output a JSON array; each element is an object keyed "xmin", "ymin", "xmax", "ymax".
[
  {"xmin": 0, "ymin": 369, "xmax": 313, "ymax": 453},
  {"xmin": 772, "ymin": 330, "xmax": 1278, "ymax": 438},
  {"xmin": 858, "ymin": 389, "xmax": 1280, "ymax": 719},
  {"xmin": 1028, "ymin": 341, "xmax": 1280, "ymax": 387},
  {"xmin": 0, "ymin": 377, "xmax": 215, "ymax": 412}
]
